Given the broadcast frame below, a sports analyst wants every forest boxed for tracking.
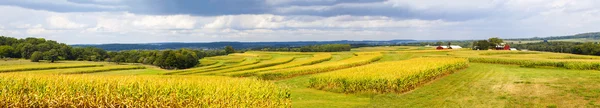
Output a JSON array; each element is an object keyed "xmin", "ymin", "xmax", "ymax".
[{"xmin": 0, "ymin": 36, "xmax": 229, "ymax": 69}]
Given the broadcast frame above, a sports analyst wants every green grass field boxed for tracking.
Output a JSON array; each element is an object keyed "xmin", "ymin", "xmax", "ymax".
[{"xmin": 2, "ymin": 46, "xmax": 600, "ymax": 107}]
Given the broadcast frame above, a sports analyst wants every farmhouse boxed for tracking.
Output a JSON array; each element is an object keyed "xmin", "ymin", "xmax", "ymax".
[
  {"xmin": 436, "ymin": 45, "xmax": 462, "ymax": 50},
  {"xmin": 495, "ymin": 43, "xmax": 516, "ymax": 50}
]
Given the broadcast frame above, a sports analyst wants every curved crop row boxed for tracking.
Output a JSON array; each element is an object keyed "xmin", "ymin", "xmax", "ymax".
[
  {"xmin": 198, "ymin": 60, "xmax": 219, "ymax": 66},
  {"xmin": 0, "ymin": 64, "xmax": 104, "ymax": 73},
  {"xmin": 0, "ymin": 74, "xmax": 291, "ymax": 107},
  {"xmin": 309, "ymin": 57, "xmax": 469, "ymax": 93},
  {"xmin": 198, "ymin": 57, "xmax": 297, "ymax": 75},
  {"xmin": 60, "ymin": 65, "xmax": 146, "ymax": 74},
  {"xmin": 175, "ymin": 58, "xmax": 261, "ymax": 75},
  {"xmin": 162, "ymin": 62, "xmax": 225, "ymax": 75},
  {"xmin": 223, "ymin": 53, "xmax": 333, "ymax": 77},
  {"xmin": 256, "ymin": 52, "xmax": 383, "ymax": 80}
]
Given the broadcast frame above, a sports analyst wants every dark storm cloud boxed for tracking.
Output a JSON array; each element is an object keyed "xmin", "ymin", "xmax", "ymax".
[{"xmin": 0, "ymin": 0, "xmax": 489, "ymax": 21}]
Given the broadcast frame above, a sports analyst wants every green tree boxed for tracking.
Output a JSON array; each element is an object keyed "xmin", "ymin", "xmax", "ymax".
[
  {"xmin": 488, "ymin": 37, "xmax": 504, "ymax": 46},
  {"xmin": 475, "ymin": 40, "xmax": 491, "ymax": 50},
  {"xmin": 16, "ymin": 43, "xmax": 34, "ymax": 59},
  {"xmin": 0, "ymin": 45, "xmax": 14, "ymax": 58},
  {"xmin": 43, "ymin": 49, "xmax": 60, "ymax": 63},
  {"xmin": 225, "ymin": 46, "xmax": 235, "ymax": 54},
  {"xmin": 30, "ymin": 51, "xmax": 43, "ymax": 62}
]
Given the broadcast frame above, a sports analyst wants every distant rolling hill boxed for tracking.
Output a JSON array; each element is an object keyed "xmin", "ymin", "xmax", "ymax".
[{"xmin": 72, "ymin": 40, "xmax": 418, "ymax": 51}]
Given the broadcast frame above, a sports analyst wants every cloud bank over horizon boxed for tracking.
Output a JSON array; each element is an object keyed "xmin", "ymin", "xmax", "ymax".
[{"xmin": 0, "ymin": 0, "xmax": 599, "ymax": 44}]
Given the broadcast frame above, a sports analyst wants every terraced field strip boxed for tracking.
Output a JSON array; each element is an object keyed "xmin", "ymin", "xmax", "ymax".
[
  {"xmin": 175, "ymin": 58, "xmax": 261, "ymax": 75},
  {"xmin": 207, "ymin": 54, "xmax": 249, "ymax": 64},
  {"xmin": 200, "ymin": 57, "xmax": 297, "ymax": 75},
  {"xmin": 60, "ymin": 65, "xmax": 146, "ymax": 74},
  {"xmin": 309, "ymin": 57, "xmax": 469, "ymax": 93},
  {"xmin": 319, "ymin": 52, "xmax": 355, "ymax": 63},
  {"xmin": 0, "ymin": 74, "xmax": 291, "ymax": 107},
  {"xmin": 23, "ymin": 65, "xmax": 146, "ymax": 74},
  {"xmin": 256, "ymin": 52, "xmax": 383, "ymax": 80},
  {"xmin": 198, "ymin": 60, "xmax": 219, "ymax": 66},
  {"xmin": 223, "ymin": 53, "xmax": 333, "ymax": 77},
  {"xmin": 0, "ymin": 64, "xmax": 104, "ymax": 73},
  {"xmin": 162, "ymin": 62, "xmax": 225, "ymax": 75}
]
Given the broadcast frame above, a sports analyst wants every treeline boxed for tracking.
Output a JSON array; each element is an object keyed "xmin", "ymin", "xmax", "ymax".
[
  {"xmin": 512, "ymin": 42, "xmax": 600, "ymax": 54},
  {"xmin": 396, "ymin": 41, "xmax": 472, "ymax": 48},
  {"xmin": 107, "ymin": 49, "xmax": 228, "ymax": 69},
  {"xmin": 254, "ymin": 44, "xmax": 351, "ymax": 52},
  {"xmin": 0, "ymin": 36, "xmax": 230, "ymax": 69}
]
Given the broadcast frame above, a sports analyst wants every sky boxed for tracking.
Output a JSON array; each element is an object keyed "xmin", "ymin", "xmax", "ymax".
[{"xmin": 0, "ymin": 0, "xmax": 599, "ymax": 44}]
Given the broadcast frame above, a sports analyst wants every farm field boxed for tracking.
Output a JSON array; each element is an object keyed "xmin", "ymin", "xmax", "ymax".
[{"xmin": 3, "ymin": 46, "xmax": 600, "ymax": 107}]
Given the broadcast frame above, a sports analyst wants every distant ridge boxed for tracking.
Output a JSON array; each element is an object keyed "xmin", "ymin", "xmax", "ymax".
[{"xmin": 72, "ymin": 40, "xmax": 417, "ymax": 51}]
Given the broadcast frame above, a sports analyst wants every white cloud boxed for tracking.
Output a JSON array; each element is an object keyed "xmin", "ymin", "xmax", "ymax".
[
  {"xmin": 2, "ymin": 0, "xmax": 600, "ymax": 44},
  {"xmin": 26, "ymin": 25, "xmax": 60, "ymax": 35},
  {"xmin": 132, "ymin": 15, "xmax": 197, "ymax": 29},
  {"xmin": 203, "ymin": 14, "xmax": 286, "ymax": 29},
  {"xmin": 203, "ymin": 14, "xmax": 454, "ymax": 29},
  {"xmin": 47, "ymin": 16, "xmax": 86, "ymax": 29}
]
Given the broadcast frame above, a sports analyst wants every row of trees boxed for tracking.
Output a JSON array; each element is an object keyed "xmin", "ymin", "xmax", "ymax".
[
  {"xmin": 106, "ymin": 49, "xmax": 229, "ymax": 69},
  {"xmin": 0, "ymin": 36, "xmax": 91, "ymax": 62},
  {"xmin": 0, "ymin": 36, "xmax": 232, "ymax": 69},
  {"xmin": 471, "ymin": 38, "xmax": 505, "ymax": 50},
  {"xmin": 511, "ymin": 42, "xmax": 600, "ymax": 55},
  {"xmin": 256, "ymin": 44, "xmax": 351, "ymax": 52}
]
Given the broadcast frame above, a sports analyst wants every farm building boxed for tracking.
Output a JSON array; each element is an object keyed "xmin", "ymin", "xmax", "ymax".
[
  {"xmin": 436, "ymin": 45, "xmax": 462, "ymax": 50},
  {"xmin": 495, "ymin": 43, "xmax": 512, "ymax": 50}
]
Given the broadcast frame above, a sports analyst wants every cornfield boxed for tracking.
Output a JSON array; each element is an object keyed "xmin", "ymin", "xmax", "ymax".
[
  {"xmin": 198, "ymin": 57, "xmax": 296, "ymax": 75},
  {"xmin": 168, "ymin": 57, "xmax": 260, "ymax": 75},
  {"xmin": 0, "ymin": 64, "xmax": 104, "ymax": 73},
  {"xmin": 257, "ymin": 52, "xmax": 383, "ymax": 80},
  {"xmin": 309, "ymin": 57, "xmax": 469, "ymax": 93},
  {"xmin": 0, "ymin": 74, "xmax": 291, "ymax": 107},
  {"xmin": 223, "ymin": 53, "xmax": 333, "ymax": 77}
]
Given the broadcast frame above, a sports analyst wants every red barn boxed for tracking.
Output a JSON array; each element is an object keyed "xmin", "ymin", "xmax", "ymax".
[
  {"xmin": 504, "ymin": 44, "xmax": 510, "ymax": 50},
  {"xmin": 436, "ymin": 46, "xmax": 444, "ymax": 50}
]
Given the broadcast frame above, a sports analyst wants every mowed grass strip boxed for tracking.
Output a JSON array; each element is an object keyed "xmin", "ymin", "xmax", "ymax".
[
  {"xmin": 256, "ymin": 52, "xmax": 383, "ymax": 80},
  {"xmin": 0, "ymin": 64, "xmax": 103, "ymax": 73},
  {"xmin": 309, "ymin": 57, "xmax": 469, "ymax": 93},
  {"xmin": 0, "ymin": 74, "xmax": 291, "ymax": 107},
  {"xmin": 223, "ymin": 53, "xmax": 333, "ymax": 77},
  {"xmin": 200, "ymin": 57, "xmax": 296, "ymax": 75}
]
